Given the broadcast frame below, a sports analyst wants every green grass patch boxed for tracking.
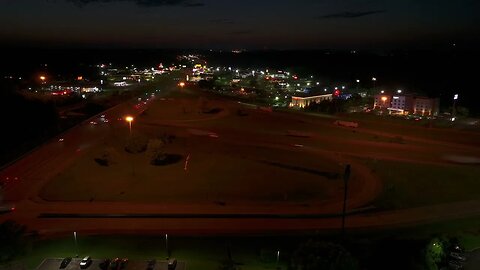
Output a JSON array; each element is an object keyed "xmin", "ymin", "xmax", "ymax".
[{"xmin": 363, "ymin": 159, "xmax": 480, "ymax": 209}]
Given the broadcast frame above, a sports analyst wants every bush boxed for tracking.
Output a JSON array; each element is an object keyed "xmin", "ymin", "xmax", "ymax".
[
  {"xmin": 151, "ymin": 154, "xmax": 182, "ymax": 166},
  {"xmin": 125, "ymin": 135, "xmax": 148, "ymax": 153},
  {"xmin": 94, "ymin": 148, "xmax": 118, "ymax": 166},
  {"xmin": 94, "ymin": 157, "xmax": 109, "ymax": 166}
]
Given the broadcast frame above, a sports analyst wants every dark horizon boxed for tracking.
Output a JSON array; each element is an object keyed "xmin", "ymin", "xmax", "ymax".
[{"xmin": 1, "ymin": 0, "xmax": 479, "ymax": 50}]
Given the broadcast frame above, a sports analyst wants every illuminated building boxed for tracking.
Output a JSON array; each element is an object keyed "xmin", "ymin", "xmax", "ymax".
[
  {"xmin": 374, "ymin": 93, "xmax": 439, "ymax": 115},
  {"xmin": 290, "ymin": 94, "xmax": 333, "ymax": 108}
]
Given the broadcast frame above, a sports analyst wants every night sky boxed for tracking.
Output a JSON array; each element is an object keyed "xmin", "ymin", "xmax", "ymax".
[{"xmin": 1, "ymin": 0, "xmax": 479, "ymax": 49}]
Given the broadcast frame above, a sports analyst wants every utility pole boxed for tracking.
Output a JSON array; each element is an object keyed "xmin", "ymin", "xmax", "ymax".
[
  {"xmin": 276, "ymin": 250, "xmax": 280, "ymax": 269},
  {"xmin": 74, "ymin": 232, "xmax": 79, "ymax": 258},
  {"xmin": 341, "ymin": 164, "xmax": 351, "ymax": 238},
  {"xmin": 165, "ymin": 234, "xmax": 169, "ymax": 259},
  {"xmin": 452, "ymin": 94, "xmax": 458, "ymax": 120}
]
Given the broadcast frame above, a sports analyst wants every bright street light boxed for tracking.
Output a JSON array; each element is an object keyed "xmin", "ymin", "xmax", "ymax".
[
  {"xmin": 165, "ymin": 234, "xmax": 169, "ymax": 259},
  {"xmin": 397, "ymin": 89, "xmax": 402, "ymax": 94},
  {"xmin": 74, "ymin": 232, "xmax": 79, "ymax": 257},
  {"xmin": 125, "ymin": 116, "xmax": 134, "ymax": 135},
  {"xmin": 381, "ymin": 96, "xmax": 388, "ymax": 107},
  {"xmin": 452, "ymin": 94, "xmax": 459, "ymax": 119}
]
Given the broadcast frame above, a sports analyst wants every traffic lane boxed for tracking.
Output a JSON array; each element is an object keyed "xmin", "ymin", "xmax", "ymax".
[{"xmin": 1, "ymin": 99, "xmax": 149, "ymax": 200}]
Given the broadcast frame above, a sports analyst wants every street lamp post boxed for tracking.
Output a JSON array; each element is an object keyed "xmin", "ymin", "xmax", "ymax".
[
  {"xmin": 356, "ymin": 79, "xmax": 360, "ymax": 92},
  {"xmin": 372, "ymin": 77, "xmax": 377, "ymax": 92},
  {"xmin": 73, "ymin": 232, "xmax": 79, "ymax": 257},
  {"xmin": 125, "ymin": 116, "xmax": 135, "ymax": 175},
  {"xmin": 125, "ymin": 116, "xmax": 134, "ymax": 136},
  {"xmin": 165, "ymin": 234, "xmax": 169, "ymax": 259},
  {"xmin": 381, "ymin": 96, "xmax": 388, "ymax": 109},
  {"xmin": 276, "ymin": 250, "xmax": 280, "ymax": 269},
  {"xmin": 452, "ymin": 94, "xmax": 459, "ymax": 120}
]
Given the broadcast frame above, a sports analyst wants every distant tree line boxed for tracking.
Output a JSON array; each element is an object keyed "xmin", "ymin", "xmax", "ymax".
[
  {"xmin": 0, "ymin": 80, "xmax": 59, "ymax": 165},
  {"xmin": 304, "ymin": 94, "xmax": 368, "ymax": 114},
  {"xmin": 0, "ymin": 221, "xmax": 36, "ymax": 264}
]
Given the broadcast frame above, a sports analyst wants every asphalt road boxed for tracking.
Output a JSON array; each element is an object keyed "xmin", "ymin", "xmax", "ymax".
[{"xmin": 1, "ymin": 85, "xmax": 480, "ymax": 236}]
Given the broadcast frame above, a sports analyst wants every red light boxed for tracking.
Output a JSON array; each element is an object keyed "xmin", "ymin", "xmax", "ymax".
[
  {"xmin": 334, "ymin": 90, "xmax": 341, "ymax": 96},
  {"xmin": 11, "ymin": 207, "xmax": 15, "ymax": 211}
]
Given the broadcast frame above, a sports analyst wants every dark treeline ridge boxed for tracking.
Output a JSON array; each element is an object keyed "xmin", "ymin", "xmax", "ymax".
[{"xmin": 0, "ymin": 79, "xmax": 59, "ymax": 165}]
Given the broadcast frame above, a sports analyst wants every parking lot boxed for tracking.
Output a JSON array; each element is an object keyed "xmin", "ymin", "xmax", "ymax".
[{"xmin": 35, "ymin": 258, "xmax": 186, "ymax": 270}]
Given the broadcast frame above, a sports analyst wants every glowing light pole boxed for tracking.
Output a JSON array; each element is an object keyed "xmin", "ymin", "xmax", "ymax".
[
  {"xmin": 381, "ymin": 96, "xmax": 388, "ymax": 109},
  {"xmin": 125, "ymin": 116, "xmax": 134, "ymax": 136},
  {"xmin": 452, "ymin": 94, "xmax": 459, "ymax": 121},
  {"xmin": 73, "ymin": 232, "xmax": 79, "ymax": 257},
  {"xmin": 372, "ymin": 77, "xmax": 377, "ymax": 92},
  {"xmin": 276, "ymin": 250, "xmax": 280, "ymax": 268},
  {"xmin": 125, "ymin": 116, "xmax": 135, "ymax": 175},
  {"xmin": 39, "ymin": 75, "xmax": 46, "ymax": 85},
  {"xmin": 165, "ymin": 234, "xmax": 169, "ymax": 259}
]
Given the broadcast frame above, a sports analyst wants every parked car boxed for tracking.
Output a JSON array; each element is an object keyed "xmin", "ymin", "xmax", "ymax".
[
  {"xmin": 448, "ymin": 260, "xmax": 464, "ymax": 270},
  {"xmin": 59, "ymin": 257, "xmax": 71, "ymax": 269},
  {"xmin": 80, "ymin": 256, "xmax": 92, "ymax": 269},
  {"xmin": 119, "ymin": 258, "xmax": 128, "ymax": 269},
  {"xmin": 109, "ymin": 258, "xmax": 120, "ymax": 270},
  {"xmin": 0, "ymin": 204, "xmax": 15, "ymax": 214},
  {"xmin": 167, "ymin": 258, "xmax": 177, "ymax": 270},
  {"xmin": 99, "ymin": 259, "xmax": 111, "ymax": 270},
  {"xmin": 450, "ymin": 252, "xmax": 466, "ymax": 261},
  {"xmin": 146, "ymin": 260, "xmax": 156, "ymax": 270}
]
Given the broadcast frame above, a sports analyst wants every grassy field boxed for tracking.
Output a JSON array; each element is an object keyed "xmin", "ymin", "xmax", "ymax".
[
  {"xmin": 39, "ymin": 97, "xmax": 344, "ymax": 205},
  {"xmin": 35, "ymin": 88, "xmax": 480, "ymax": 211},
  {"xmin": 363, "ymin": 159, "xmax": 480, "ymax": 209},
  {"xmin": 343, "ymin": 113, "xmax": 480, "ymax": 147}
]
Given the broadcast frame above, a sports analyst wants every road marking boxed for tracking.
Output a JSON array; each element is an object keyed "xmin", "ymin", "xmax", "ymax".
[{"xmin": 184, "ymin": 154, "xmax": 191, "ymax": 171}]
